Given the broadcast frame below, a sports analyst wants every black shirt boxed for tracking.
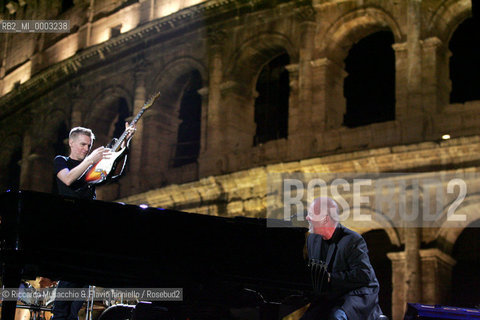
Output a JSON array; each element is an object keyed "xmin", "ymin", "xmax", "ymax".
[
  {"xmin": 53, "ymin": 155, "xmax": 95, "ymax": 200},
  {"xmin": 319, "ymin": 226, "xmax": 342, "ymax": 264}
]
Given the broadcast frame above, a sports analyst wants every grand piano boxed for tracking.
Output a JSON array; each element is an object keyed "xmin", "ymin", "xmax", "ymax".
[{"xmin": 0, "ymin": 190, "xmax": 312, "ymax": 319}]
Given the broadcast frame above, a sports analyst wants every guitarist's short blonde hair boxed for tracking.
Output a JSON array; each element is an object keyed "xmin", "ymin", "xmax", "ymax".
[{"xmin": 69, "ymin": 127, "xmax": 95, "ymax": 141}]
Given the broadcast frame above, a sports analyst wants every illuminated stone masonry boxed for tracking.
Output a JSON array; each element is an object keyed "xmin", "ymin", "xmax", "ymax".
[{"xmin": 1, "ymin": 0, "xmax": 480, "ymax": 319}]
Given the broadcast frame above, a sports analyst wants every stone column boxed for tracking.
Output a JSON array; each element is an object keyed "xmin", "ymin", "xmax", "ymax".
[
  {"xmin": 19, "ymin": 132, "xmax": 33, "ymax": 190},
  {"xmin": 22, "ymin": 154, "xmax": 52, "ymax": 192},
  {"xmin": 205, "ymin": 31, "xmax": 224, "ymax": 152},
  {"xmin": 85, "ymin": 0, "xmax": 95, "ymax": 47},
  {"xmin": 197, "ymin": 86, "xmax": 209, "ymax": 155},
  {"xmin": 0, "ymin": 33, "xmax": 9, "ymax": 94},
  {"xmin": 138, "ymin": 0, "xmax": 152, "ymax": 24},
  {"xmin": 75, "ymin": 0, "xmax": 95, "ymax": 50},
  {"xmin": 406, "ymin": 0, "xmax": 423, "ymax": 114},
  {"xmin": 387, "ymin": 180, "xmax": 423, "ymax": 320},
  {"xmin": 30, "ymin": 33, "xmax": 45, "ymax": 75},
  {"xmin": 149, "ymin": 0, "xmax": 155, "ymax": 20},
  {"xmin": 129, "ymin": 63, "xmax": 148, "ymax": 191},
  {"xmin": 19, "ymin": 133, "xmax": 53, "ymax": 193},
  {"xmin": 71, "ymin": 99, "xmax": 84, "ymax": 128},
  {"xmin": 419, "ymin": 248, "xmax": 456, "ymax": 305},
  {"xmin": 421, "ymin": 37, "xmax": 450, "ymax": 113},
  {"xmin": 394, "ymin": 0, "xmax": 427, "ymax": 144},
  {"xmin": 311, "ymin": 58, "xmax": 346, "ymax": 131},
  {"xmin": 387, "ymin": 251, "xmax": 406, "ymax": 320},
  {"xmin": 388, "ymin": 248, "xmax": 457, "ymax": 320},
  {"xmin": 198, "ymin": 29, "xmax": 226, "ymax": 176},
  {"xmin": 405, "ymin": 180, "xmax": 423, "ymax": 309},
  {"xmin": 219, "ymin": 80, "xmax": 255, "ymax": 151},
  {"xmin": 288, "ymin": 7, "xmax": 317, "ymax": 159},
  {"xmin": 77, "ymin": 21, "xmax": 90, "ymax": 50},
  {"xmin": 69, "ymin": 81, "xmax": 86, "ymax": 128},
  {"xmin": 393, "ymin": 41, "xmax": 425, "ymax": 143},
  {"xmin": 37, "ymin": 154, "xmax": 54, "ymax": 193},
  {"xmin": 404, "ymin": 227, "xmax": 422, "ymax": 304},
  {"xmin": 141, "ymin": 108, "xmax": 180, "ymax": 188},
  {"xmin": 393, "ymin": 43, "xmax": 409, "ymax": 121},
  {"xmin": 295, "ymin": 7, "xmax": 316, "ymax": 130},
  {"xmin": 285, "ymin": 62, "xmax": 301, "ymax": 138}
]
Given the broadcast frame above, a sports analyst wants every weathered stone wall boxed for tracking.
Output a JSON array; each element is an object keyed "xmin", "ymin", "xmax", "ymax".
[
  {"xmin": 0, "ymin": 0, "xmax": 479, "ymax": 318},
  {"xmin": 1, "ymin": 0, "xmax": 478, "ymax": 193}
]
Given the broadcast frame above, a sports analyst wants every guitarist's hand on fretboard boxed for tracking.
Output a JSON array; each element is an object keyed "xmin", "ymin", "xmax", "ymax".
[{"xmin": 121, "ymin": 122, "xmax": 136, "ymax": 149}]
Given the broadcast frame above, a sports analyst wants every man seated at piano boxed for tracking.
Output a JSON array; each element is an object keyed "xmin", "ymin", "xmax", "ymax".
[
  {"xmin": 301, "ymin": 197, "xmax": 383, "ymax": 320},
  {"xmin": 51, "ymin": 125, "xmax": 134, "ymax": 320}
]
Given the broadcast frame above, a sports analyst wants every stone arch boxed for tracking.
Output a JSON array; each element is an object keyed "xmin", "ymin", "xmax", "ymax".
[
  {"xmin": 85, "ymin": 86, "xmax": 133, "ymax": 146},
  {"xmin": 227, "ymin": 32, "xmax": 298, "ymax": 96},
  {"xmin": 150, "ymin": 57, "xmax": 207, "ymax": 146},
  {"xmin": 217, "ymin": 33, "xmax": 297, "ymax": 153},
  {"xmin": 317, "ymin": 7, "xmax": 403, "ymax": 65},
  {"xmin": 142, "ymin": 57, "xmax": 207, "ymax": 187},
  {"xmin": 436, "ymin": 193, "xmax": 480, "ymax": 255},
  {"xmin": 151, "ymin": 57, "xmax": 207, "ymax": 106},
  {"xmin": 449, "ymin": 218, "xmax": 480, "ymax": 308},
  {"xmin": 87, "ymin": 86, "xmax": 132, "ymax": 120},
  {"xmin": 311, "ymin": 8, "xmax": 400, "ymax": 130},
  {"xmin": 340, "ymin": 206, "xmax": 401, "ymax": 247},
  {"xmin": 426, "ymin": 0, "xmax": 472, "ymax": 43},
  {"xmin": 416, "ymin": 1, "xmax": 472, "ymax": 113}
]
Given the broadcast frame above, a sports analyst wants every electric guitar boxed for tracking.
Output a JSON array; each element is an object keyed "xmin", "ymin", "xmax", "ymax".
[{"xmin": 83, "ymin": 91, "xmax": 161, "ymax": 185}]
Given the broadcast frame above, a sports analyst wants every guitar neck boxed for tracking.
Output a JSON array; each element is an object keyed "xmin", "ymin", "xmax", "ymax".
[
  {"xmin": 109, "ymin": 91, "xmax": 159, "ymax": 151},
  {"xmin": 111, "ymin": 107, "xmax": 146, "ymax": 151}
]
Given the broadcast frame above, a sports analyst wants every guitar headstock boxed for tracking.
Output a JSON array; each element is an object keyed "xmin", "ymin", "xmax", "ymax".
[{"xmin": 143, "ymin": 91, "xmax": 161, "ymax": 109}]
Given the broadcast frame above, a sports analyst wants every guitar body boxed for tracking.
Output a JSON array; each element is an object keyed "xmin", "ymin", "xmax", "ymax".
[{"xmin": 84, "ymin": 146, "xmax": 127, "ymax": 184}]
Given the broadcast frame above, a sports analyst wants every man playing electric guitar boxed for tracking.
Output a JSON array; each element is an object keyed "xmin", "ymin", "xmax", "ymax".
[
  {"xmin": 51, "ymin": 123, "xmax": 135, "ymax": 320},
  {"xmin": 51, "ymin": 92, "xmax": 159, "ymax": 320},
  {"xmin": 54, "ymin": 124, "xmax": 135, "ymax": 198}
]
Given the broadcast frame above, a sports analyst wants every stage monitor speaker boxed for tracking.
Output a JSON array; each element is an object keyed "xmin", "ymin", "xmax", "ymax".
[{"xmin": 404, "ymin": 303, "xmax": 480, "ymax": 319}]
